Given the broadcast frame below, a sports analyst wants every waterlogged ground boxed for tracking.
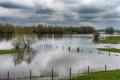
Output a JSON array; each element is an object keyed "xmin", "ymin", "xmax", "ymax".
[{"xmin": 0, "ymin": 34, "xmax": 120, "ymax": 79}]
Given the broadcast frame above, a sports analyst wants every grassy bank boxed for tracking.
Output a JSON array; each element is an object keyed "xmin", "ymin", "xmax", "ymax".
[
  {"xmin": 0, "ymin": 50, "xmax": 17, "ymax": 54},
  {"xmin": 97, "ymin": 48, "xmax": 120, "ymax": 53},
  {"xmin": 99, "ymin": 36, "xmax": 120, "ymax": 44},
  {"xmin": 72, "ymin": 70, "xmax": 120, "ymax": 80}
]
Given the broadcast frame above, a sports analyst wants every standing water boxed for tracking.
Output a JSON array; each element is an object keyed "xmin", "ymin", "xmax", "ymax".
[{"xmin": 0, "ymin": 34, "xmax": 120, "ymax": 79}]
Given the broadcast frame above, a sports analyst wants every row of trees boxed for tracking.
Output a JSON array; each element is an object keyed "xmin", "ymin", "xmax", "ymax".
[
  {"xmin": 0, "ymin": 24, "xmax": 95, "ymax": 34},
  {"xmin": 0, "ymin": 23, "xmax": 117, "ymax": 35},
  {"xmin": 0, "ymin": 24, "xmax": 34, "ymax": 34},
  {"xmin": 97, "ymin": 27, "xmax": 115, "ymax": 34},
  {"xmin": 34, "ymin": 24, "xmax": 95, "ymax": 34},
  {"xmin": 93, "ymin": 27, "xmax": 116, "ymax": 41},
  {"xmin": 105, "ymin": 27, "xmax": 114, "ymax": 34},
  {"xmin": 0, "ymin": 24, "xmax": 14, "ymax": 33}
]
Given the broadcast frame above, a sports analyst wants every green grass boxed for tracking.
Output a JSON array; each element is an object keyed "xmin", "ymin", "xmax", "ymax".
[
  {"xmin": 0, "ymin": 50, "xmax": 17, "ymax": 54},
  {"xmin": 97, "ymin": 48, "xmax": 120, "ymax": 53},
  {"xmin": 99, "ymin": 36, "xmax": 120, "ymax": 44},
  {"xmin": 71, "ymin": 70, "xmax": 120, "ymax": 80}
]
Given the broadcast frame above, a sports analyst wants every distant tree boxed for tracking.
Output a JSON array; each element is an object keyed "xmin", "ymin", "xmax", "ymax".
[
  {"xmin": 105, "ymin": 27, "xmax": 114, "ymax": 34},
  {"xmin": 93, "ymin": 32, "xmax": 100, "ymax": 41},
  {"xmin": 0, "ymin": 23, "xmax": 95, "ymax": 34}
]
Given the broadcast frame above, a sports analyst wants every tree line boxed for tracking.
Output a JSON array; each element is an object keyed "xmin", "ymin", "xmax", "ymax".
[
  {"xmin": 97, "ymin": 27, "xmax": 118, "ymax": 34},
  {"xmin": 93, "ymin": 27, "xmax": 119, "ymax": 41},
  {"xmin": 0, "ymin": 24, "xmax": 95, "ymax": 34}
]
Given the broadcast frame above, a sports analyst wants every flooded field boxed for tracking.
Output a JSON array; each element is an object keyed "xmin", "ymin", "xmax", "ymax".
[{"xmin": 0, "ymin": 34, "xmax": 120, "ymax": 79}]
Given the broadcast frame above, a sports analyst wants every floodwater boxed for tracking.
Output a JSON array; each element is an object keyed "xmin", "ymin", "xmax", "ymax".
[{"xmin": 0, "ymin": 34, "xmax": 120, "ymax": 79}]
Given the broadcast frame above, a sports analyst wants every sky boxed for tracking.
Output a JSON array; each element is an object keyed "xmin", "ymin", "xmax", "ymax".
[{"xmin": 0, "ymin": 0, "xmax": 120, "ymax": 29}]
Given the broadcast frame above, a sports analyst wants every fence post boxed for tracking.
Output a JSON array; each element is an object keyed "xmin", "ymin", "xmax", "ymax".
[
  {"xmin": 77, "ymin": 47, "xmax": 80, "ymax": 53},
  {"xmin": 7, "ymin": 71, "xmax": 9, "ymax": 80},
  {"xmin": 105, "ymin": 65, "xmax": 107, "ymax": 72},
  {"xmin": 30, "ymin": 69, "xmax": 32, "ymax": 80},
  {"xmin": 88, "ymin": 66, "xmax": 90, "ymax": 74},
  {"xmin": 69, "ymin": 67, "xmax": 72, "ymax": 80},
  {"xmin": 109, "ymin": 52, "xmax": 110, "ymax": 56},
  {"xmin": 52, "ymin": 68, "xmax": 54, "ymax": 80},
  {"xmin": 90, "ymin": 50, "xmax": 91, "ymax": 54},
  {"xmin": 68, "ymin": 46, "xmax": 71, "ymax": 52}
]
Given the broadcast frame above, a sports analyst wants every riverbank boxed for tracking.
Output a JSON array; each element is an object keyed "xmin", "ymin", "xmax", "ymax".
[
  {"xmin": 0, "ymin": 50, "xmax": 17, "ymax": 54},
  {"xmin": 99, "ymin": 36, "xmax": 120, "ymax": 44},
  {"xmin": 97, "ymin": 48, "xmax": 120, "ymax": 53},
  {"xmin": 72, "ymin": 70, "xmax": 120, "ymax": 80}
]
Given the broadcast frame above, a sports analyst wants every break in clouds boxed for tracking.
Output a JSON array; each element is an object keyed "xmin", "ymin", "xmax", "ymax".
[{"xmin": 0, "ymin": 0, "xmax": 120, "ymax": 28}]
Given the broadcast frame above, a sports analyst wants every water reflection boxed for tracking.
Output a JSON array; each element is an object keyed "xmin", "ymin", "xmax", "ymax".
[
  {"xmin": 0, "ymin": 33, "xmax": 13, "ymax": 41},
  {"xmin": 37, "ymin": 34, "xmax": 63, "ymax": 41},
  {"xmin": 0, "ymin": 34, "xmax": 120, "ymax": 78},
  {"xmin": 10, "ymin": 34, "xmax": 38, "ymax": 65},
  {"xmin": 13, "ymin": 48, "xmax": 36, "ymax": 65}
]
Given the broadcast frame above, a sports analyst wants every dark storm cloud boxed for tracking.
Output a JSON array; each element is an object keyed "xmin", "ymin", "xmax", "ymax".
[
  {"xmin": 0, "ymin": 2, "xmax": 28, "ymax": 9},
  {"xmin": 80, "ymin": 14, "xmax": 97, "ymax": 20},
  {"xmin": 79, "ymin": 7, "xmax": 105, "ymax": 14},
  {"xmin": 103, "ymin": 13, "xmax": 120, "ymax": 19},
  {"xmin": 71, "ymin": 5, "xmax": 106, "ymax": 14},
  {"xmin": 36, "ymin": 8, "xmax": 55, "ymax": 15}
]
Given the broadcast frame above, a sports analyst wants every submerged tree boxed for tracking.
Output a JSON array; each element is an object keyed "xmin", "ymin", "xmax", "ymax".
[
  {"xmin": 93, "ymin": 32, "xmax": 100, "ymax": 41},
  {"xmin": 12, "ymin": 35, "xmax": 36, "ymax": 49}
]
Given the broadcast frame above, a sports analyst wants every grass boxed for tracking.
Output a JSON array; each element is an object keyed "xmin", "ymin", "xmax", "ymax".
[
  {"xmin": 99, "ymin": 36, "xmax": 120, "ymax": 44},
  {"xmin": 97, "ymin": 48, "xmax": 120, "ymax": 53},
  {"xmin": 0, "ymin": 49, "xmax": 17, "ymax": 54},
  {"xmin": 71, "ymin": 70, "xmax": 120, "ymax": 80}
]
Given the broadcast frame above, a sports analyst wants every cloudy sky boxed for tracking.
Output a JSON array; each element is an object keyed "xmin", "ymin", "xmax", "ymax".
[{"xmin": 0, "ymin": 0, "xmax": 120, "ymax": 29}]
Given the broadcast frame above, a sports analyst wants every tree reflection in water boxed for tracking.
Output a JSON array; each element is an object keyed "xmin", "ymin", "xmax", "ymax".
[
  {"xmin": 13, "ymin": 48, "xmax": 36, "ymax": 65},
  {"xmin": 12, "ymin": 35, "xmax": 36, "ymax": 65},
  {"xmin": 0, "ymin": 33, "xmax": 14, "ymax": 41}
]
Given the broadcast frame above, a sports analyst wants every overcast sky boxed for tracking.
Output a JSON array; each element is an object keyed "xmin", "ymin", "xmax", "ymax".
[{"xmin": 0, "ymin": 0, "xmax": 120, "ymax": 29}]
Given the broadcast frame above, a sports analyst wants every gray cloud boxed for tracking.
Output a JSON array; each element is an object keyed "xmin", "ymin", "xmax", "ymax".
[
  {"xmin": 54, "ymin": 0, "xmax": 77, "ymax": 4},
  {"xmin": 0, "ymin": 0, "xmax": 120, "ymax": 28},
  {"xmin": 73, "ymin": 6, "xmax": 105, "ymax": 14},
  {"xmin": 103, "ymin": 13, "xmax": 120, "ymax": 19},
  {"xmin": 36, "ymin": 8, "xmax": 55, "ymax": 15},
  {"xmin": 0, "ymin": 1, "xmax": 29, "ymax": 9},
  {"xmin": 0, "ymin": 16, "xmax": 10, "ymax": 21}
]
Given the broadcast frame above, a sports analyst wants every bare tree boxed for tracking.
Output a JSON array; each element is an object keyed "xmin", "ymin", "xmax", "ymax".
[
  {"xmin": 93, "ymin": 32, "xmax": 100, "ymax": 41},
  {"xmin": 12, "ymin": 35, "xmax": 36, "ymax": 49}
]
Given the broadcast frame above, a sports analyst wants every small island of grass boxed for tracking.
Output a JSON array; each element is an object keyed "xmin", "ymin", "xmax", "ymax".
[
  {"xmin": 72, "ymin": 70, "xmax": 120, "ymax": 80},
  {"xmin": 0, "ymin": 50, "xmax": 17, "ymax": 54},
  {"xmin": 97, "ymin": 48, "xmax": 120, "ymax": 53},
  {"xmin": 96, "ymin": 36, "xmax": 120, "ymax": 53},
  {"xmin": 98, "ymin": 36, "xmax": 120, "ymax": 44}
]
